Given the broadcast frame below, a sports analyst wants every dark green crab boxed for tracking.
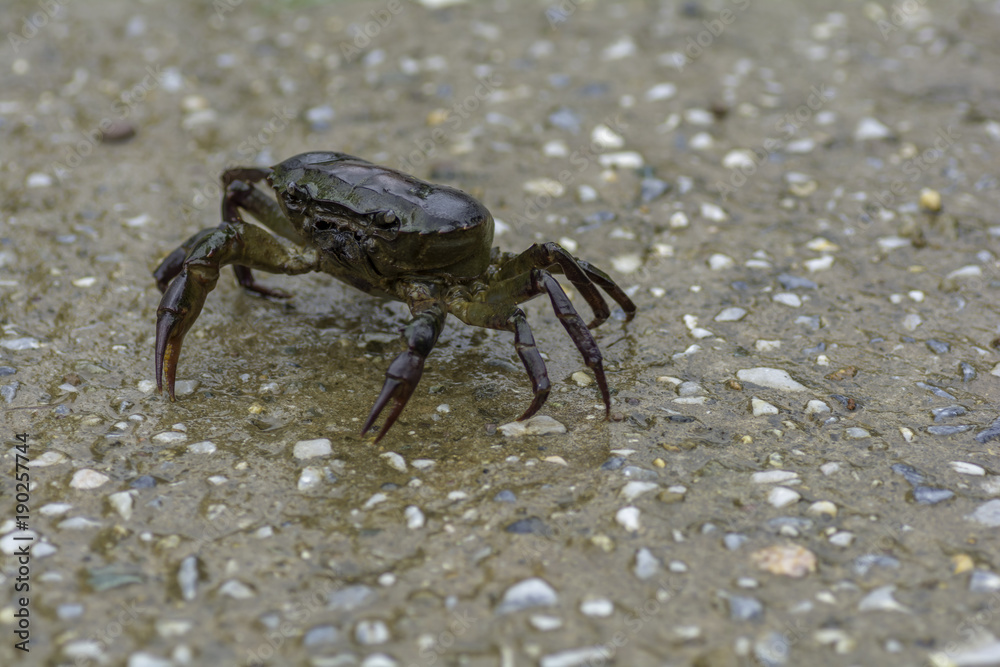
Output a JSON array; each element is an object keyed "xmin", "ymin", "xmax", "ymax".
[{"xmin": 153, "ymin": 152, "xmax": 636, "ymax": 441}]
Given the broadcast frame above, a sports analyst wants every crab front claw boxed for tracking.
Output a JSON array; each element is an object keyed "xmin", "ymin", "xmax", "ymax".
[{"xmin": 155, "ymin": 265, "xmax": 216, "ymax": 398}]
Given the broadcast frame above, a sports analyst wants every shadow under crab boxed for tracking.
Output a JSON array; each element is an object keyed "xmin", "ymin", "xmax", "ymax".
[{"xmin": 153, "ymin": 151, "xmax": 636, "ymax": 441}]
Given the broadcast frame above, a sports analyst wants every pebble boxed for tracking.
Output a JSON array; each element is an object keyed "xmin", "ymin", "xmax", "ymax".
[
  {"xmin": 902, "ymin": 313, "xmax": 923, "ymax": 331},
  {"xmin": 548, "ymin": 107, "xmax": 582, "ymax": 133},
  {"xmin": 620, "ymin": 481, "xmax": 658, "ymax": 501},
  {"xmin": 639, "ymin": 177, "xmax": 670, "ymax": 203},
  {"xmin": 1, "ymin": 337, "xmax": 40, "ymax": 350},
  {"xmin": 951, "ymin": 461, "xmax": 985, "ymax": 476},
  {"xmin": 530, "ymin": 615, "xmax": 563, "ymax": 631},
  {"xmin": 829, "ymin": 531, "xmax": 854, "ymax": 547},
  {"xmin": 28, "ymin": 451, "xmax": 67, "ymax": 467},
  {"xmin": 173, "ymin": 380, "xmax": 200, "ymax": 396},
  {"xmin": 298, "ymin": 467, "xmax": 322, "ymax": 491},
  {"xmin": 293, "ymin": 438, "xmax": 332, "ymax": 459},
  {"xmin": 615, "ymin": 506, "xmax": 641, "ymax": 532},
  {"xmin": 755, "ymin": 340, "xmax": 781, "ymax": 353},
  {"xmin": 854, "ymin": 117, "xmax": 893, "ymax": 141},
  {"xmin": 355, "ymin": 619, "xmax": 389, "ymax": 644},
  {"xmin": 736, "ymin": 368, "xmax": 807, "ymax": 392},
  {"xmin": 108, "ymin": 491, "xmax": 134, "ymax": 520},
  {"xmin": 975, "ymin": 416, "xmax": 1000, "ymax": 443},
  {"xmin": 571, "ymin": 371, "xmax": 593, "ymax": 387},
  {"xmin": 932, "ymin": 405, "xmax": 966, "ymax": 421},
  {"xmin": 1, "ymin": 530, "xmax": 38, "ymax": 555},
  {"xmin": 591, "ymin": 124, "xmax": 625, "ymax": 149},
  {"xmin": 913, "ymin": 486, "xmax": 954, "ymax": 507},
  {"xmin": 187, "ymin": 441, "xmax": 216, "ymax": 454},
  {"xmin": 751, "ymin": 545, "xmax": 816, "ymax": 578},
  {"xmin": 845, "ymin": 427, "xmax": 870, "ymax": 439},
  {"xmin": 303, "ymin": 625, "xmax": 339, "ymax": 646},
  {"xmin": 804, "ymin": 255, "xmax": 835, "ymax": 272},
  {"xmin": 919, "ymin": 187, "xmax": 942, "ymax": 212},
  {"xmin": 724, "ymin": 534, "xmax": 748, "ymax": 551},
  {"xmin": 498, "ymin": 415, "xmax": 566, "ymax": 437},
  {"xmin": 634, "ymin": 547, "xmax": 661, "ymax": 579},
  {"xmin": 494, "ymin": 490, "xmax": 516, "ymax": 503},
  {"xmin": 752, "ymin": 398, "xmax": 779, "ymax": 417},
  {"xmin": 723, "ymin": 150, "xmax": 756, "ymax": 170},
  {"xmin": 70, "ymin": 469, "xmax": 110, "ymax": 489},
  {"xmin": 767, "ymin": 487, "xmax": 800, "ymax": 508},
  {"xmin": 327, "ymin": 585, "xmax": 375, "ymax": 612},
  {"xmin": 805, "ymin": 400, "xmax": 831, "ymax": 416},
  {"xmin": 523, "ymin": 178, "xmax": 565, "ymax": 198},
  {"xmin": 364, "ymin": 493, "xmax": 387, "ymax": 509},
  {"xmin": 708, "ymin": 253, "xmax": 736, "ymax": 271},
  {"xmin": 178, "ymin": 556, "xmax": 198, "ymax": 601},
  {"xmin": 580, "ymin": 598, "xmax": 613, "ymax": 617},
  {"xmin": 755, "ymin": 631, "xmax": 790, "ymax": 666},
  {"xmin": 726, "ymin": 594, "xmax": 764, "ymax": 621},
  {"xmin": 960, "ymin": 361, "xmax": 977, "ymax": 382},
  {"xmin": 645, "ymin": 82, "xmax": 677, "ymax": 101},
  {"xmin": 497, "ymin": 578, "xmax": 559, "ymax": 614},
  {"xmin": 926, "ymin": 338, "xmax": 951, "ymax": 355},
  {"xmin": 752, "ymin": 470, "xmax": 799, "ymax": 485},
  {"xmin": 772, "ymin": 293, "xmax": 802, "ymax": 307},
  {"xmin": 218, "ymin": 580, "xmax": 255, "ymax": 599},
  {"xmin": 540, "ymin": 647, "xmax": 610, "ymax": 667},
  {"xmin": 777, "ymin": 273, "xmax": 817, "ymax": 290},
  {"xmin": 152, "ymin": 431, "xmax": 187, "ymax": 444},
  {"xmin": 360, "ymin": 654, "xmax": 399, "ymax": 667},
  {"xmin": 967, "ymin": 499, "xmax": 1000, "ymax": 527},
  {"xmin": 858, "ymin": 585, "xmax": 910, "ymax": 613},
  {"xmin": 892, "ymin": 463, "xmax": 924, "ymax": 486},
  {"xmin": 598, "ymin": 151, "xmax": 644, "ymax": 169},
  {"xmin": 404, "ymin": 506, "xmax": 425, "ymax": 530},
  {"xmin": 928, "ymin": 425, "xmax": 973, "ymax": 436},
  {"xmin": 381, "ymin": 452, "xmax": 407, "ymax": 472},
  {"xmin": 26, "ymin": 172, "xmax": 53, "ymax": 188},
  {"xmin": 716, "ymin": 307, "xmax": 747, "ymax": 322},
  {"xmin": 127, "ymin": 653, "xmax": 173, "ymax": 667},
  {"xmin": 931, "ymin": 640, "xmax": 1000, "ymax": 667},
  {"xmin": 806, "ymin": 501, "xmax": 837, "ymax": 518},
  {"xmin": 411, "ymin": 459, "xmax": 435, "ymax": 470},
  {"xmin": 970, "ymin": 569, "xmax": 1000, "ymax": 593}
]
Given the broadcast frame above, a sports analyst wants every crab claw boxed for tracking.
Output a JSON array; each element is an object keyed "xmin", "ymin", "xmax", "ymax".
[
  {"xmin": 361, "ymin": 350, "xmax": 424, "ymax": 443},
  {"xmin": 155, "ymin": 269, "xmax": 212, "ymax": 398}
]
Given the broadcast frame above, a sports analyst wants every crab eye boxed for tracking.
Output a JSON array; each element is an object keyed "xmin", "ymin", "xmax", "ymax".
[{"xmin": 373, "ymin": 210, "xmax": 397, "ymax": 228}]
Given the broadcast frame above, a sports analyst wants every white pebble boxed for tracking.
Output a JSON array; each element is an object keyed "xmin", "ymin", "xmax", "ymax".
[
  {"xmin": 611, "ymin": 254, "xmax": 642, "ymax": 273},
  {"xmin": 854, "ymin": 117, "xmax": 892, "ymax": 141},
  {"xmin": 580, "ymin": 598, "xmax": 614, "ymax": 617},
  {"xmin": 137, "ymin": 380, "xmax": 157, "ymax": 393},
  {"xmin": 71, "ymin": 469, "xmax": 110, "ymax": 489},
  {"xmin": 543, "ymin": 140, "xmax": 568, "ymax": 157},
  {"xmin": 298, "ymin": 467, "xmax": 322, "ymax": 491},
  {"xmin": 645, "ymin": 82, "xmax": 677, "ymax": 101},
  {"xmin": 28, "ymin": 451, "xmax": 67, "ymax": 467},
  {"xmin": 845, "ymin": 427, "xmax": 870, "ymax": 439},
  {"xmin": 381, "ymin": 452, "xmax": 407, "ymax": 472},
  {"xmin": 804, "ymin": 255, "xmax": 835, "ymax": 272},
  {"xmin": 722, "ymin": 150, "xmax": 757, "ymax": 170},
  {"xmin": 523, "ymin": 178, "xmax": 565, "ymax": 198},
  {"xmin": 689, "ymin": 132, "xmax": 714, "ymax": 150},
  {"xmin": 615, "ymin": 506, "xmax": 641, "ymax": 532},
  {"xmin": 736, "ymin": 367, "xmax": 807, "ymax": 392},
  {"xmin": 858, "ymin": 585, "xmax": 910, "ymax": 613},
  {"xmin": 571, "ymin": 371, "xmax": 593, "ymax": 387},
  {"xmin": 773, "ymin": 293, "xmax": 802, "ymax": 307},
  {"xmin": 293, "ymin": 438, "xmax": 332, "ymax": 459},
  {"xmin": 497, "ymin": 578, "xmax": 559, "ymax": 614},
  {"xmin": 878, "ymin": 236, "xmax": 911, "ymax": 251},
  {"xmin": 601, "ymin": 36, "xmax": 636, "ymax": 61},
  {"xmin": 598, "ymin": 151, "xmax": 644, "ymax": 169},
  {"xmin": 530, "ymin": 615, "xmax": 563, "ymax": 631},
  {"xmin": 669, "ymin": 211, "xmax": 689, "ymax": 228},
  {"xmin": 829, "ymin": 531, "xmax": 854, "ymax": 547},
  {"xmin": 40, "ymin": 503, "xmax": 73, "ymax": 516},
  {"xmin": 755, "ymin": 340, "xmax": 781, "ymax": 353},
  {"xmin": 751, "ymin": 397, "xmax": 779, "ymax": 416},
  {"xmin": 700, "ymin": 202, "xmax": 728, "ymax": 222},
  {"xmin": 218, "ymin": 579, "xmax": 255, "ymax": 599},
  {"xmin": 752, "ymin": 470, "xmax": 799, "ymax": 484},
  {"xmin": 951, "ymin": 461, "xmax": 986, "ymax": 476},
  {"xmin": 1, "ymin": 530, "xmax": 38, "ymax": 555},
  {"xmin": 715, "ymin": 307, "xmax": 747, "ymax": 322},
  {"xmin": 152, "ymin": 431, "xmax": 187, "ymax": 444},
  {"xmin": 620, "ymin": 481, "xmax": 658, "ymax": 501},
  {"xmin": 187, "ymin": 441, "xmax": 216, "ymax": 455},
  {"xmin": 108, "ymin": 491, "xmax": 134, "ymax": 520},
  {"xmin": 72, "ymin": 277, "xmax": 96, "ymax": 288},
  {"xmin": 363, "ymin": 493, "xmax": 387, "ymax": 509},
  {"xmin": 499, "ymin": 415, "xmax": 567, "ymax": 437},
  {"xmin": 411, "ymin": 459, "xmax": 435, "ymax": 470},
  {"xmin": 404, "ymin": 506, "xmax": 425, "ymax": 529},
  {"xmin": 591, "ymin": 124, "xmax": 625, "ymax": 149},
  {"xmin": 355, "ymin": 619, "xmax": 390, "ymax": 645},
  {"xmin": 805, "ymin": 400, "xmax": 831, "ymax": 415},
  {"xmin": 820, "ymin": 462, "xmax": 841, "ymax": 476},
  {"xmin": 0, "ymin": 337, "xmax": 40, "ymax": 350},
  {"xmin": 577, "ymin": 185, "xmax": 598, "ymax": 203},
  {"xmin": 807, "ymin": 501, "xmax": 838, "ymax": 518},
  {"xmin": 27, "ymin": 172, "xmax": 54, "ymax": 188},
  {"xmin": 708, "ymin": 253, "xmax": 735, "ymax": 270},
  {"xmin": 768, "ymin": 487, "xmax": 801, "ymax": 508},
  {"xmin": 901, "ymin": 314, "xmax": 922, "ymax": 331}
]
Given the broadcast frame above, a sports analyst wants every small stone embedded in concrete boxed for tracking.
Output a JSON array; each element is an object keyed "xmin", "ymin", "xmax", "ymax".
[
  {"xmin": 845, "ymin": 427, "xmax": 870, "ymax": 439},
  {"xmin": 969, "ymin": 570, "xmax": 1000, "ymax": 593},
  {"xmin": 620, "ymin": 481, "xmax": 658, "ymax": 501},
  {"xmin": 767, "ymin": 487, "xmax": 800, "ymax": 509},
  {"xmin": 858, "ymin": 585, "xmax": 910, "ymax": 613},
  {"xmin": 187, "ymin": 441, "xmax": 216, "ymax": 454},
  {"xmin": 615, "ymin": 506, "xmax": 641, "ymax": 532},
  {"xmin": 580, "ymin": 598, "xmax": 614, "ymax": 617},
  {"xmin": 355, "ymin": 619, "xmax": 390, "ymax": 645},
  {"xmin": 178, "ymin": 556, "xmax": 199, "ymax": 601},
  {"xmin": 497, "ymin": 578, "xmax": 559, "ymax": 614},
  {"xmin": 152, "ymin": 431, "xmax": 187, "ymax": 444},
  {"xmin": 752, "ymin": 470, "xmax": 799, "ymax": 484},
  {"xmin": 967, "ymin": 499, "xmax": 1000, "ymax": 527},
  {"xmin": 715, "ymin": 307, "xmax": 747, "ymax": 322},
  {"xmin": 293, "ymin": 438, "xmax": 332, "ymax": 459},
  {"xmin": 634, "ymin": 547, "xmax": 661, "ymax": 580},
  {"xmin": 913, "ymin": 486, "xmax": 954, "ymax": 505},
  {"xmin": 751, "ymin": 545, "xmax": 817, "ymax": 578},
  {"xmin": 499, "ymin": 415, "xmax": 567, "ymax": 437},
  {"xmin": 218, "ymin": 579, "xmax": 255, "ymax": 599},
  {"xmin": 773, "ymin": 293, "xmax": 802, "ymax": 308},
  {"xmin": 752, "ymin": 397, "xmax": 779, "ymax": 416},
  {"xmin": 298, "ymin": 467, "xmax": 322, "ymax": 491},
  {"xmin": 571, "ymin": 371, "xmax": 593, "ymax": 387},
  {"xmin": 381, "ymin": 452, "xmax": 407, "ymax": 472},
  {"xmin": 951, "ymin": 461, "xmax": 985, "ymax": 476},
  {"xmin": 71, "ymin": 469, "xmax": 110, "ymax": 490},
  {"xmin": 725, "ymin": 594, "xmax": 764, "ymax": 621},
  {"xmin": 108, "ymin": 491, "xmax": 134, "ymax": 520},
  {"xmin": 404, "ymin": 506, "xmax": 425, "ymax": 530},
  {"xmin": 737, "ymin": 368, "xmax": 808, "ymax": 392}
]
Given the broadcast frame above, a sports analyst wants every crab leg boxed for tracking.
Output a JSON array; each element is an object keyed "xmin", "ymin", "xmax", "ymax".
[
  {"xmin": 362, "ymin": 303, "xmax": 447, "ymax": 442},
  {"xmin": 154, "ymin": 222, "xmax": 318, "ymax": 398}
]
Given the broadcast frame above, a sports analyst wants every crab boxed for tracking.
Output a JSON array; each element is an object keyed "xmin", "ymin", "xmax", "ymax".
[{"xmin": 153, "ymin": 152, "xmax": 636, "ymax": 441}]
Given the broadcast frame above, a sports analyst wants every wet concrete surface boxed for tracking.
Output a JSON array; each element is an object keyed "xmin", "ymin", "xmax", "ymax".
[{"xmin": 2, "ymin": 0, "xmax": 1000, "ymax": 665}]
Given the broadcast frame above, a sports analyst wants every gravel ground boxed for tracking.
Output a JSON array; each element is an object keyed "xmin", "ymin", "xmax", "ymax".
[{"xmin": 2, "ymin": 1, "xmax": 1000, "ymax": 666}]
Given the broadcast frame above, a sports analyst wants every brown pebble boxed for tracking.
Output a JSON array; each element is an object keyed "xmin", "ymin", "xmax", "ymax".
[
  {"xmin": 485, "ymin": 423, "xmax": 497, "ymax": 436},
  {"xmin": 100, "ymin": 121, "xmax": 136, "ymax": 143},
  {"xmin": 751, "ymin": 544, "xmax": 817, "ymax": 578},
  {"xmin": 825, "ymin": 366, "xmax": 858, "ymax": 381},
  {"xmin": 725, "ymin": 380, "xmax": 742, "ymax": 391},
  {"xmin": 846, "ymin": 397, "xmax": 857, "ymax": 410},
  {"xmin": 610, "ymin": 411, "xmax": 625, "ymax": 422}
]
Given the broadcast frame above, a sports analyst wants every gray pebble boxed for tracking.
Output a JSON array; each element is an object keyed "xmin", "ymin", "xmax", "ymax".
[
  {"xmin": 765, "ymin": 517, "xmax": 813, "ymax": 534},
  {"xmin": 754, "ymin": 631, "xmax": 790, "ymax": 666},
  {"xmin": 724, "ymin": 533, "xmax": 748, "ymax": 551},
  {"xmin": 506, "ymin": 517, "xmax": 550, "ymax": 535},
  {"xmin": 327, "ymin": 585, "xmax": 376, "ymax": 611},
  {"xmin": 130, "ymin": 475, "xmax": 157, "ymax": 489},
  {"xmin": 854, "ymin": 554, "xmax": 900, "ymax": 577},
  {"xmin": 548, "ymin": 107, "xmax": 582, "ymax": 134},
  {"xmin": 927, "ymin": 425, "xmax": 973, "ymax": 435},
  {"xmin": 304, "ymin": 625, "xmax": 339, "ymax": 646},
  {"xmin": 913, "ymin": 486, "xmax": 954, "ymax": 505},
  {"xmin": 926, "ymin": 338, "xmax": 950, "ymax": 355},
  {"xmin": 634, "ymin": 547, "xmax": 661, "ymax": 580},
  {"xmin": 640, "ymin": 178, "xmax": 670, "ymax": 203},
  {"xmin": 777, "ymin": 273, "xmax": 817, "ymax": 290},
  {"xmin": 932, "ymin": 405, "xmax": 967, "ymax": 421},
  {"xmin": 57, "ymin": 603, "xmax": 84, "ymax": 620},
  {"xmin": 917, "ymin": 382, "xmax": 956, "ymax": 400},
  {"xmin": 0, "ymin": 366, "xmax": 15, "ymax": 376},
  {"xmin": 355, "ymin": 619, "xmax": 389, "ymax": 645},
  {"xmin": 969, "ymin": 570, "xmax": 1000, "ymax": 593},
  {"xmin": 975, "ymin": 416, "xmax": 1000, "ymax": 444},
  {"xmin": 621, "ymin": 466, "xmax": 659, "ymax": 481},
  {"xmin": 178, "ymin": 556, "xmax": 199, "ymax": 601},
  {"xmin": 601, "ymin": 457, "xmax": 625, "ymax": 470},
  {"xmin": 967, "ymin": 499, "xmax": 1000, "ymax": 527},
  {"xmin": 494, "ymin": 490, "xmax": 517, "ymax": 503},
  {"xmin": 960, "ymin": 361, "xmax": 977, "ymax": 382},
  {"xmin": 726, "ymin": 594, "xmax": 764, "ymax": 622},
  {"xmin": 891, "ymin": 464, "xmax": 924, "ymax": 487},
  {"xmin": 497, "ymin": 577, "xmax": 559, "ymax": 614},
  {"xmin": 1, "ymin": 381, "xmax": 18, "ymax": 403}
]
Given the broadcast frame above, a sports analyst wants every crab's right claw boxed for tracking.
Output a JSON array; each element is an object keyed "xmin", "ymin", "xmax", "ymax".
[{"xmin": 155, "ymin": 269, "xmax": 211, "ymax": 398}]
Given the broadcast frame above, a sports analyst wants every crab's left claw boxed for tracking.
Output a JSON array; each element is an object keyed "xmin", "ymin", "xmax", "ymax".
[
  {"xmin": 155, "ymin": 267, "xmax": 215, "ymax": 399},
  {"xmin": 361, "ymin": 305, "xmax": 446, "ymax": 443}
]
